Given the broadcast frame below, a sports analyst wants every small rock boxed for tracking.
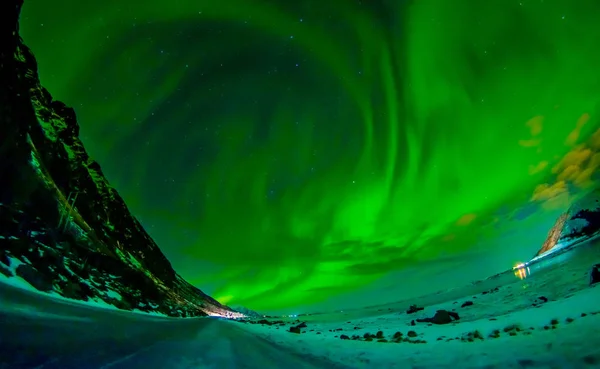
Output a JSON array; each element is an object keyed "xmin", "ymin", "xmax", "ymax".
[
  {"xmin": 590, "ymin": 264, "xmax": 600, "ymax": 285},
  {"xmin": 503, "ymin": 324, "xmax": 521, "ymax": 332},
  {"xmin": 407, "ymin": 330, "xmax": 417, "ymax": 337},
  {"xmin": 461, "ymin": 301, "xmax": 474, "ymax": 308},
  {"xmin": 0, "ymin": 251, "xmax": 10, "ymax": 266},
  {"xmin": 461, "ymin": 330, "xmax": 483, "ymax": 342},
  {"xmin": 289, "ymin": 326, "xmax": 301, "ymax": 334},
  {"xmin": 565, "ymin": 317, "xmax": 574, "ymax": 323},
  {"xmin": 517, "ymin": 359, "xmax": 535, "ymax": 367},
  {"xmin": 377, "ymin": 339, "xmax": 388, "ymax": 343},
  {"xmin": 489, "ymin": 329, "xmax": 500, "ymax": 339},
  {"xmin": 16, "ymin": 264, "xmax": 52, "ymax": 292},
  {"xmin": 550, "ymin": 319, "xmax": 559, "ymax": 325},
  {"xmin": 406, "ymin": 304, "xmax": 424, "ymax": 314},
  {"xmin": 296, "ymin": 322, "xmax": 307, "ymax": 328},
  {"xmin": 583, "ymin": 355, "xmax": 598, "ymax": 365},
  {"xmin": 416, "ymin": 310, "xmax": 460, "ymax": 324},
  {"xmin": 410, "ymin": 320, "xmax": 416, "ymax": 326},
  {"xmin": 393, "ymin": 332, "xmax": 403, "ymax": 339},
  {"xmin": 340, "ymin": 335, "xmax": 350, "ymax": 340},
  {"xmin": 0, "ymin": 265, "xmax": 12, "ymax": 277},
  {"xmin": 375, "ymin": 331, "xmax": 384, "ymax": 339}
]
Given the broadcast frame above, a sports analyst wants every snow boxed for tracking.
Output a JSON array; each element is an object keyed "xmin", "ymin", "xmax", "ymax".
[
  {"xmin": 2, "ymin": 229, "xmax": 599, "ymax": 367},
  {"xmin": 106, "ymin": 289, "xmax": 122, "ymax": 300},
  {"xmin": 0, "ymin": 256, "xmax": 43, "ymax": 294},
  {"xmin": 234, "ymin": 239, "xmax": 600, "ymax": 368},
  {"xmin": 0, "ymin": 256, "xmax": 184, "ymax": 320}
]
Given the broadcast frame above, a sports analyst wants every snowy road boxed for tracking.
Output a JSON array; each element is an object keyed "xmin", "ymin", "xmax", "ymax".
[{"xmin": 0, "ymin": 284, "xmax": 347, "ymax": 369}]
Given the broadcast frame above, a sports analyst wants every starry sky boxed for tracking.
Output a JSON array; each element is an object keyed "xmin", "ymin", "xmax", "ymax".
[{"xmin": 20, "ymin": 0, "xmax": 600, "ymax": 313}]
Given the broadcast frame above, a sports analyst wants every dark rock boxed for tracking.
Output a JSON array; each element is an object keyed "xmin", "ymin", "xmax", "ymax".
[
  {"xmin": 375, "ymin": 331, "xmax": 384, "ymax": 339},
  {"xmin": 60, "ymin": 280, "xmax": 88, "ymax": 300},
  {"xmin": 393, "ymin": 332, "xmax": 403, "ymax": 339},
  {"xmin": 289, "ymin": 326, "xmax": 301, "ymax": 334},
  {"xmin": 583, "ymin": 355, "xmax": 598, "ymax": 365},
  {"xmin": 461, "ymin": 301, "xmax": 474, "ymax": 308},
  {"xmin": 340, "ymin": 335, "xmax": 350, "ymax": 340},
  {"xmin": 461, "ymin": 330, "xmax": 483, "ymax": 342},
  {"xmin": 503, "ymin": 324, "xmax": 522, "ymax": 333},
  {"xmin": 406, "ymin": 304, "xmax": 424, "ymax": 314},
  {"xmin": 16, "ymin": 264, "xmax": 53, "ymax": 292},
  {"xmin": 590, "ymin": 264, "xmax": 600, "ymax": 285},
  {"xmin": 296, "ymin": 322, "xmax": 307, "ymax": 329},
  {"xmin": 407, "ymin": 330, "xmax": 417, "ymax": 337},
  {"xmin": 416, "ymin": 310, "xmax": 460, "ymax": 325},
  {"xmin": 410, "ymin": 320, "xmax": 416, "ymax": 326},
  {"xmin": 0, "ymin": 265, "xmax": 12, "ymax": 277},
  {"xmin": 0, "ymin": 251, "xmax": 10, "ymax": 266}
]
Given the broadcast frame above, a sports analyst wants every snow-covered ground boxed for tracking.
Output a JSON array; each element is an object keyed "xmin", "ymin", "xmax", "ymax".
[
  {"xmin": 235, "ymin": 239, "xmax": 600, "ymax": 368},
  {"xmin": 2, "ymin": 226, "xmax": 599, "ymax": 368}
]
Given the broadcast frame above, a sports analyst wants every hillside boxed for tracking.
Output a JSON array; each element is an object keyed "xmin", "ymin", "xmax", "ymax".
[
  {"xmin": 0, "ymin": 0, "xmax": 236, "ymax": 318},
  {"xmin": 533, "ymin": 189, "xmax": 600, "ymax": 260}
]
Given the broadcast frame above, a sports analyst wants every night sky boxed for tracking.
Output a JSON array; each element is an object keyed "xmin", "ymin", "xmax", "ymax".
[{"xmin": 20, "ymin": 0, "xmax": 600, "ymax": 313}]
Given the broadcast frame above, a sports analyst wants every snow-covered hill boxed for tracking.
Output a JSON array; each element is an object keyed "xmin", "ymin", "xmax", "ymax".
[{"xmin": 533, "ymin": 189, "xmax": 600, "ymax": 260}]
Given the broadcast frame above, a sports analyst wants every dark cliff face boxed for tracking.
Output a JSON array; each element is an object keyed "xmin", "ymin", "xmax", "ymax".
[{"xmin": 0, "ymin": 0, "xmax": 230, "ymax": 317}]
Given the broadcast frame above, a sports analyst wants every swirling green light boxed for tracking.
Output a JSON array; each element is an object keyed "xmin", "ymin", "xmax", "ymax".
[{"xmin": 21, "ymin": 0, "xmax": 600, "ymax": 312}]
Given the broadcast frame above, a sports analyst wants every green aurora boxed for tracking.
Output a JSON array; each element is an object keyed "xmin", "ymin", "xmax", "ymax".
[{"xmin": 20, "ymin": 0, "xmax": 600, "ymax": 312}]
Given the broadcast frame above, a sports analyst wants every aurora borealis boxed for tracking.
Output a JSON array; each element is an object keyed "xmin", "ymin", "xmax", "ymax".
[{"xmin": 20, "ymin": 0, "xmax": 600, "ymax": 313}]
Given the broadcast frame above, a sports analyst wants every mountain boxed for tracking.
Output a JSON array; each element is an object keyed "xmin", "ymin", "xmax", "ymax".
[
  {"xmin": 0, "ymin": 0, "xmax": 236, "ymax": 318},
  {"xmin": 533, "ymin": 189, "xmax": 600, "ymax": 260},
  {"xmin": 232, "ymin": 306, "xmax": 263, "ymax": 318}
]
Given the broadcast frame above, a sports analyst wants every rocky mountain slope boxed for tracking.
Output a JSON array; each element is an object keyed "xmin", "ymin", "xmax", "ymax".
[
  {"xmin": 0, "ymin": 0, "xmax": 237, "ymax": 317},
  {"xmin": 533, "ymin": 189, "xmax": 600, "ymax": 260}
]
